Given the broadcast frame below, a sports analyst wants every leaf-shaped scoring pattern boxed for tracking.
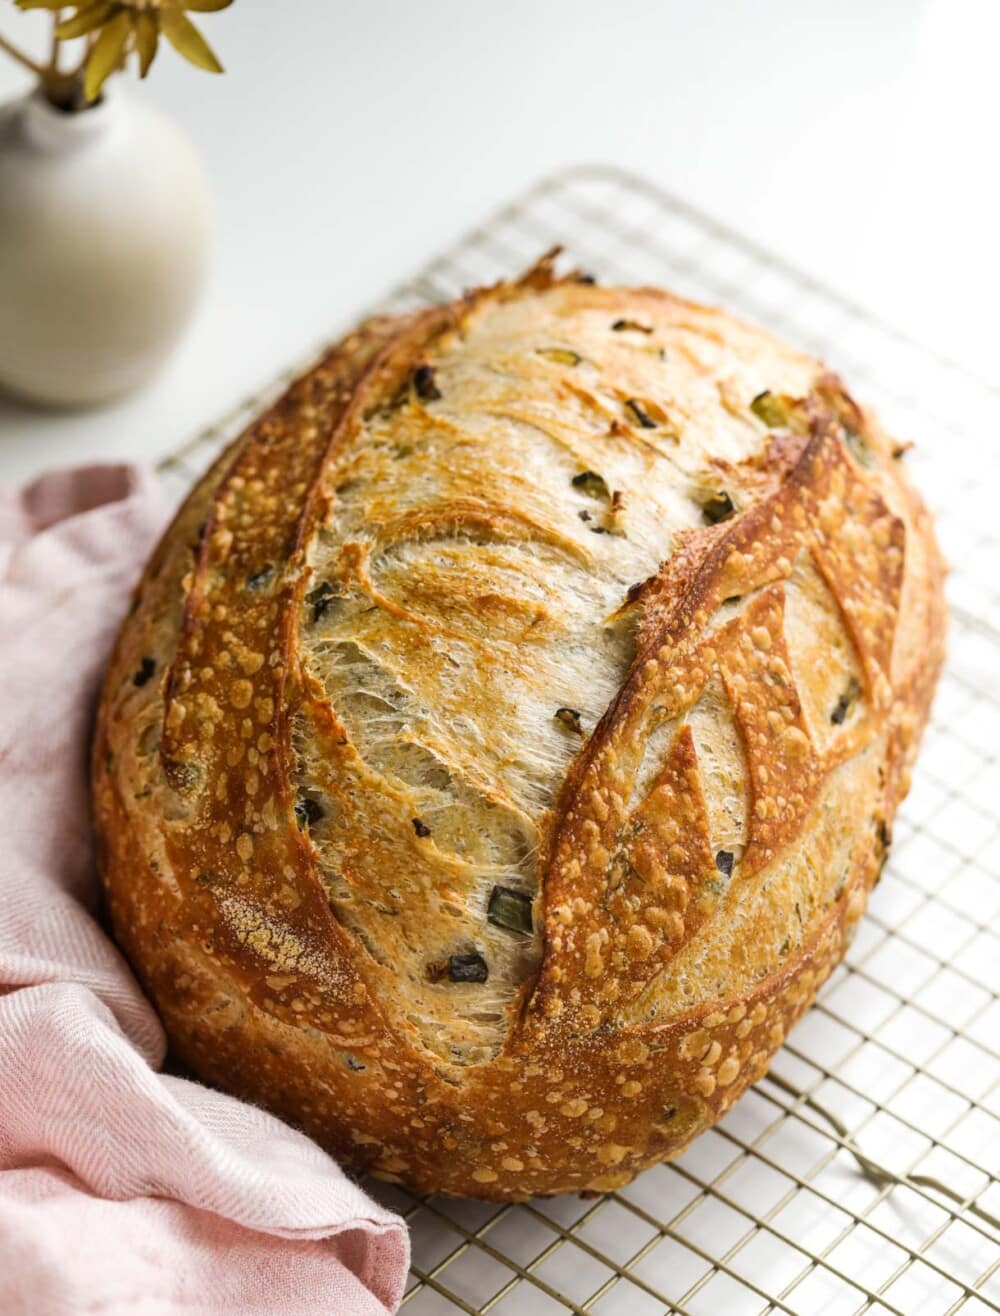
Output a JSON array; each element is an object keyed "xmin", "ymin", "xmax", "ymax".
[{"xmin": 526, "ymin": 428, "xmax": 905, "ymax": 1032}]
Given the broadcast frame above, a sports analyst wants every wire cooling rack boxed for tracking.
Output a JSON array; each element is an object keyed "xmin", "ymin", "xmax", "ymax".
[{"xmin": 158, "ymin": 166, "xmax": 1000, "ymax": 1316}]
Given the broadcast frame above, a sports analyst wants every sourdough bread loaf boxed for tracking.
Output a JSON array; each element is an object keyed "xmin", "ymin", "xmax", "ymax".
[{"xmin": 92, "ymin": 256, "xmax": 945, "ymax": 1199}]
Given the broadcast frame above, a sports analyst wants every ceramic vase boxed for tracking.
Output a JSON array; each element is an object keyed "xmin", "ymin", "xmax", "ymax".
[{"xmin": 0, "ymin": 86, "xmax": 212, "ymax": 408}]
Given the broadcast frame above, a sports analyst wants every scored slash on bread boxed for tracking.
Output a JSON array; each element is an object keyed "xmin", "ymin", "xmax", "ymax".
[{"xmin": 92, "ymin": 253, "xmax": 945, "ymax": 1199}]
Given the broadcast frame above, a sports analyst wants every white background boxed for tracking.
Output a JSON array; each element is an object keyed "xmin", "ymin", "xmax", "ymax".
[{"xmin": 1, "ymin": 0, "xmax": 998, "ymax": 484}]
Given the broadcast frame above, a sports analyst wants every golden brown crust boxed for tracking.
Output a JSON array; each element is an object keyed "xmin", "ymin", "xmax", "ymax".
[{"xmin": 93, "ymin": 260, "xmax": 946, "ymax": 1199}]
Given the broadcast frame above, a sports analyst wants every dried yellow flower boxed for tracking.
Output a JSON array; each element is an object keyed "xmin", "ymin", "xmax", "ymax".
[{"xmin": 13, "ymin": 0, "xmax": 233, "ymax": 103}]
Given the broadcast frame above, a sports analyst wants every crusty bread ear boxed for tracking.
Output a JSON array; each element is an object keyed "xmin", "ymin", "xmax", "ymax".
[{"xmin": 92, "ymin": 268, "xmax": 944, "ymax": 1199}]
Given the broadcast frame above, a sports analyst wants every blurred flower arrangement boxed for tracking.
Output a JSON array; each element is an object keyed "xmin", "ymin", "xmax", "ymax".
[
  {"xmin": 0, "ymin": 0, "xmax": 230, "ymax": 405},
  {"xmin": 0, "ymin": 0, "xmax": 232, "ymax": 110}
]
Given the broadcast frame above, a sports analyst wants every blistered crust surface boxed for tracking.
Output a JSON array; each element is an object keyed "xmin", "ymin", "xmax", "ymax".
[{"xmin": 93, "ymin": 261, "xmax": 945, "ymax": 1199}]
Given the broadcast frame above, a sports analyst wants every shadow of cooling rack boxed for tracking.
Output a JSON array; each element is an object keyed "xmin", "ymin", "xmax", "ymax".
[{"xmin": 157, "ymin": 166, "xmax": 1000, "ymax": 1316}]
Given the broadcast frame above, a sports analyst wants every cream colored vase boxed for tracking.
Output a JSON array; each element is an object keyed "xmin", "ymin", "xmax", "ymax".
[{"xmin": 0, "ymin": 87, "xmax": 212, "ymax": 407}]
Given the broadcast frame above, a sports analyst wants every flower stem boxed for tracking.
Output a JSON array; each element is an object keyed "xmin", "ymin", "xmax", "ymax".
[
  {"xmin": 71, "ymin": 32, "xmax": 95, "ymax": 78},
  {"xmin": 0, "ymin": 31, "xmax": 46, "ymax": 78},
  {"xmin": 50, "ymin": 11, "xmax": 63, "ymax": 73}
]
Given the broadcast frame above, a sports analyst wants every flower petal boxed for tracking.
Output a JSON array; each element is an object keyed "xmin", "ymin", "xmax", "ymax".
[
  {"xmin": 56, "ymin": 2, "xmax": 117, "ymax": 41},
  {"xmin": 159, "ymin": 10, "xmax": 224, "ymax": 73},
  {"xmin": 133, "ymin": 11, "xmax": 159, "ymax": 79},
  {"xmin": 83, "ymin": 9, "xmax": 131, "ymax": 102}
]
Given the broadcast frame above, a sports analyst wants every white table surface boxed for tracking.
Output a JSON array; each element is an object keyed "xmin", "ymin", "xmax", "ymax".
[{"xmin": 1, "ymin": 0, "xmax": 997, "ymax": 486}]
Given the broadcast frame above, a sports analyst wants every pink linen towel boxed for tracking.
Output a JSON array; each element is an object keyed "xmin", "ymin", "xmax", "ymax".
[{"xmin": 0, "ymin": 464, "xmax": 410, "ymax": 1316}]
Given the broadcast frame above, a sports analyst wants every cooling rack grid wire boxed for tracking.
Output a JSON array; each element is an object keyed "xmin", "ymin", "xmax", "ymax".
[{"xmin": 157, "ymin": 166, "xmax": 1000, "ymax": 1316}]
